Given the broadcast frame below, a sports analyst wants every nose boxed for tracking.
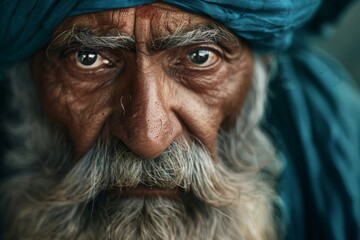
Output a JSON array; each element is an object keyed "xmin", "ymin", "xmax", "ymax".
[{"xmin": 111, "ymin": 69, "xmax": 182, "ymax": 160}]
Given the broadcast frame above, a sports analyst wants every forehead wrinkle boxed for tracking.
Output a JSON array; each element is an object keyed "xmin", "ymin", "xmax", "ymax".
[
  {"xmin": 91, "ymin": 8, "xmax": 135, "ymax": 33},
  {"xmin": 51, "ymin": 8, "xmax": 135, "ymax": 42},
  {"xmin": 49, "ymin": 5, "xmax": 238, "ymax": 54},
  {"xmin": 145, "ymin": 7, "xmax": 238, "ymax": 52}
]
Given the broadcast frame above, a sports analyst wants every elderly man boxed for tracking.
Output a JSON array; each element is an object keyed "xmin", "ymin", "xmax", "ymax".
[{"xmin": 0, "ymin": 1, "xmax": 359, "ymax": 240}]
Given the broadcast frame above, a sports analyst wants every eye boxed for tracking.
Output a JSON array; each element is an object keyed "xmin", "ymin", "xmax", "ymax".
[
  {"xmin": 75, "ymin": 50, "xmax": 111, "ymax": 69},
  {"xmin": 187, "ymin": 49, "xmax": 218, "ymax": 66}
]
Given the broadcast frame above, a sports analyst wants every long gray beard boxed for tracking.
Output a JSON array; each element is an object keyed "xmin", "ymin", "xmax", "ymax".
[{"xmin": 1, "ymin": 59, "xmax": 283, "ymax": 240}]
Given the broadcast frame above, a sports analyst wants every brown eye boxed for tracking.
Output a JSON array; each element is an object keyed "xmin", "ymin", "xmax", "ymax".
[
  {"xmin": 188, "ymin": 49, "xmax": 218, "ymax": 66},
  {"xmin": 75, "ymin": 50, "xmax": 110, "ymax": 69}
]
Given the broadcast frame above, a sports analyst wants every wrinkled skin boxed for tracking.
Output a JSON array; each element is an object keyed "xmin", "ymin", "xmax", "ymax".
[
  {"xmin": 0, "ymin": 3, "xmax": 283, "ymax": 240},
  {"xmin": 31, "ymin": 2, "xmax": 253, "ymax": 161}
]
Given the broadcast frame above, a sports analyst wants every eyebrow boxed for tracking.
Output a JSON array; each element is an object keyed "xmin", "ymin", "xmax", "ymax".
[
  {"xmin": 50, "ymin": 27, "xmax": 136, "ymax": 51},
  {"xmin": 50, "ymin": 24, "xmax": 235, "ymax": 52},
  {"xmin": 151, "ymin": 25, "xmax": 234, "ymax": 51}
]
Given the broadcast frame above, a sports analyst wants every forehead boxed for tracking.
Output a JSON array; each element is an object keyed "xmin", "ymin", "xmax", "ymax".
[{"xmin": 55, "ymin": 3, "xmax": 217, "ymax": 39}]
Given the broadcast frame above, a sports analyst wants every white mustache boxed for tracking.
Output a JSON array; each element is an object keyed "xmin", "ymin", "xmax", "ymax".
[{"xmin": 43, "ymin": 137, "xmax": 241, "ymax": 208}]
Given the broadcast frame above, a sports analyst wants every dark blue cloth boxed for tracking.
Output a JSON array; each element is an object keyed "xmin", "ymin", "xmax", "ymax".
[{"xmin": 264, "ymin": 37, "xmax": 360, "ymax": 239}]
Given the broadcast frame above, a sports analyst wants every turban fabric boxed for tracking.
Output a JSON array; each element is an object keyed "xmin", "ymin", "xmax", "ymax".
[{"xmin": 0, "ymin": 0, "xmax": 321, "ymax": 70}]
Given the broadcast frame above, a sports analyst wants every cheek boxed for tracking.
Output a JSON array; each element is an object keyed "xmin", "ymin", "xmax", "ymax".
[
  {"xmin": 220, "ymin": 51, "xmax": 253, "ymax": 125},
  {"xmin": 31, "ymin": 54, "xmax": 113, "ymax": 156},
  {"xmin": 173, "ymin": 49, "xmax": 253, "ymax": 155}
]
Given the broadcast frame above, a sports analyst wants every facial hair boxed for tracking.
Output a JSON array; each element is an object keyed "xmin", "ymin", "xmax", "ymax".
[{"xmin": 1, "ymin": 59, "xmax": 283, "ymax": 240}]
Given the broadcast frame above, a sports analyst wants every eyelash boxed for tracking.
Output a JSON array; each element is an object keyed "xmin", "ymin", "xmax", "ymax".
[
  {"xmin": 63, "ymin": 47, "xmax": 118, "ymax": 70},
  {"xmin": 164, "ymin": 46, "xmax": 223, "ymax": 89},
  {"xmin": 58, "ymin": 43, "xmax": 223, "ymax": 80},
  {"xmin": 172, "ymin": 46, "xmax": 222, "ymax": 68}
]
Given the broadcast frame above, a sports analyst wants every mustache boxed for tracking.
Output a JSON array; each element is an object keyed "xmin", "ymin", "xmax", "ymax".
[{"xmin": 39, "ymin": 136, "xmax": 242, "ymax": 208}]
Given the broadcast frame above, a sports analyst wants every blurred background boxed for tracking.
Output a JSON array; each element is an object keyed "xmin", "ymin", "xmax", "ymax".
[{"xmin": 313, "ymin": 1, "xmax": 360, "ymax": 87}]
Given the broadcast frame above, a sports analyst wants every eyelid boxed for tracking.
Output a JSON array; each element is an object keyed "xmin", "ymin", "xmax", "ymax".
[
  {"xmin": 165, "ymin": 45, "xmax": 225, "ymax": 93},
  {"xmin": 168, "ymin": 43, "xmax": 222, "ymax": 64},
  {"xmin": 63, "ymin": 49, "xmax": 122, "ymax": 76},
  {"xmin": 186, "ymin": 43, "xmax": 223, "ymax": 56},
  {"xmin": 166, "ymin": 45, "xmax": 222, "ymax": 81},
  {"xmin": 60, "ymin": 45, "xmax": 106, "ymax": 58}
]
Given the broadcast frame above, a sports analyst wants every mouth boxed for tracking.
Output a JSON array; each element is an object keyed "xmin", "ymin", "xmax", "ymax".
[{"xmin": 106, "ymin": 184, "xmax": 183, "ymax": 199}]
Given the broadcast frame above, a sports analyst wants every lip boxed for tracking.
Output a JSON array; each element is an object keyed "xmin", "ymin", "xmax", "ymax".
[{"xmin": 106, "ymin": 184, "xmax": 183, "ymax": 199}]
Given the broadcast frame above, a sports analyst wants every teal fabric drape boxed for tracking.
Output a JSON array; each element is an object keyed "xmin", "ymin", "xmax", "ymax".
[{"xmin": 264, "ymin": 37, "xmax": 360, "ymax": 239}]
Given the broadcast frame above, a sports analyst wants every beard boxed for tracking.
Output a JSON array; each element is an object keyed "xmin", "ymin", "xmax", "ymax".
[{"xmin": 1, "ymin": 58, "xmax": 283, "ymax": 240}]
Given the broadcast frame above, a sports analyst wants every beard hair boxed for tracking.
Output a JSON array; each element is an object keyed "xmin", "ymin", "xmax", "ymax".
[{"xmin": 1, "ymin": 57, "xmax": 283, "ymax": 240}]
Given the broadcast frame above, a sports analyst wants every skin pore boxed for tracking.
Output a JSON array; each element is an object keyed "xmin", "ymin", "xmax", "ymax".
[{"xmin": 30, "ymin": 2, "xmax": 254, "ymax": 161}]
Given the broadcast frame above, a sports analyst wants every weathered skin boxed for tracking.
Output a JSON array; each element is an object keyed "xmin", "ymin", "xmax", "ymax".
[{"xmin": 31, "ymin": 2, "xmax": 253, "ymax": 160}]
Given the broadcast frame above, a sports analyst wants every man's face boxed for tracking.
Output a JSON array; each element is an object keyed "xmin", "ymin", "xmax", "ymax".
[
  {"xmin": 31, "ymin": 2, "xmax": 253, "ymax": 160},
  {"xmin": 3, "ymin": 3, "xmax": 278, "ymax": 240}
]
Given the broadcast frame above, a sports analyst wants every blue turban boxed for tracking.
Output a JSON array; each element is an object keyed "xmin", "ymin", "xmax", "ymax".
[{"xmin": 0, "ymin": 0, "xmax": 321, "ymax": 71}]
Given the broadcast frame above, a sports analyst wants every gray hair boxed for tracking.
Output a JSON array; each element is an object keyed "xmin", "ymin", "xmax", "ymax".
[
  {"xmin": 48, "ymin": 23, "xmax": 237, "ymax": 53},
  {"xmin": 1, "ymin": 56, "xmax": 283, "ymax": 240}
]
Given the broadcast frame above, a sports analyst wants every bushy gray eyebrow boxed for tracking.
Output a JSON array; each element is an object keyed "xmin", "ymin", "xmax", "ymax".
[
  {"xmin": 49, "ymin": 24, "xmax": 235, "ymax": 52},
  {"xmin": 151, "ymin": 25, "xmax": 234, "ymax": 51},
  {"xmin": 49, "ymin": 27, "xmax": 136, "ymax": 51}
]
